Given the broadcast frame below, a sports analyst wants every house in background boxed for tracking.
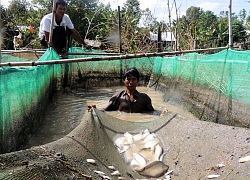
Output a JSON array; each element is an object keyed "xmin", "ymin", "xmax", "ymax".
[{"xmin": 150, "ymin": 31, "xmax": 176, "ymax": 51}]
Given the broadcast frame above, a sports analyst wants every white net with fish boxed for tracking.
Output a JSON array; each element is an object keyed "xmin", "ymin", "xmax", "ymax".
[{"xmin": 93, "ymin": 108, "xmax": 177, "ymax": 178}]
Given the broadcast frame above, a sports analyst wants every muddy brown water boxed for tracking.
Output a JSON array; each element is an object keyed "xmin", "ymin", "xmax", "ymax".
[{"xmin": 25, "ymin": 86, "xmax": 196, "ymax": 149}]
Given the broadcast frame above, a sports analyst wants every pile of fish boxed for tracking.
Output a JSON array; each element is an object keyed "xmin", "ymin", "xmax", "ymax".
[{"xmin": 114, "ymin": 129, "xmax": 169, "ymax": 178}]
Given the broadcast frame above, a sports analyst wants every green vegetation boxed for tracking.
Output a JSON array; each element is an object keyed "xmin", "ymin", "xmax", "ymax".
[{"xmin": 0, "ymin": 0, "xmax": 249, "ymax": 52}]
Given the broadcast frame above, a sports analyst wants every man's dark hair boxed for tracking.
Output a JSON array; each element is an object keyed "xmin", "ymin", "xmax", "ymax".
[
  {"xmin": 56, "ymin": 0, "xmax": 67, "ymax": 9},
  {"xmin": 123, "ymin": 67, "xmax": 140, "ymax": 81}
]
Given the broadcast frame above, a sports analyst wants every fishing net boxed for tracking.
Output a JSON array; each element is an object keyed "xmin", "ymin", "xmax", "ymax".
[
  {"xmin": 0, "ymin": 109, "xmax": 144, "ymax": 180},
  {"xmin": 1, "ymin": 108, "xmax": 249, "ymax": 179},
  {"xmin": 0, "ymin": 48, "xmax": 62, "ymax": 153},
  {"xmin": 149, "ymin": 49, "xmax": 250, "ymax": 127},
  {"xmin": 0, "ymin": 47, "xmax": 250, "ymax": 155}
]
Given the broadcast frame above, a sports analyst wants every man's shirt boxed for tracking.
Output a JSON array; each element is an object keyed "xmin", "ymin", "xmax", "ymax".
[
  {"xmin": 104, "ymin": 90, "xmax": 154, "ymax": 113},
  {"xmin": 39, "ymin": 13, "xmax": 74, "ymax": 40}
]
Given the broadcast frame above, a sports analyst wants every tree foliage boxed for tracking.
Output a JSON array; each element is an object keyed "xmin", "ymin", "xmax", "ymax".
[
  {"xmin": 172, "ymin": 6, "xmax": 249, "ymax": 50},
  {"xmin": 1, "ymin": 0, "xmax": 249, "ymax": 51}
]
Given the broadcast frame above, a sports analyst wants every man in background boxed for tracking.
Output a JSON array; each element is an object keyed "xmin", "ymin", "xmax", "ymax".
[{"xmin": 39, "ymin": 0, "xmax": 89, "ymax": 58}]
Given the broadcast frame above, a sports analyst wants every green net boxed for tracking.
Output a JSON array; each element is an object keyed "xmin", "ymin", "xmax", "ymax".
[
  {"xmin": 0, "ymin": 48, "xmax": 61, "ymax": 153},
  {"xmin": 67, "ymin": 47, "xmax": 155, "ymax": 76},
  {"xmin": 1, "ymin": 54, "xmax": 32, "ymax": 63},
  {"xmin": 151, "ymin": 49, "xmax": 250, "ymax": 105},
  {"xmin": 0, "ymin": 47, "xmax": 250, "ymax": 154}
]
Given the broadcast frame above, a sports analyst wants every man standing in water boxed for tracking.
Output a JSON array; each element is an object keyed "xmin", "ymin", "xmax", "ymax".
[
  {"xmin": 39, "ymin": 0, "xmax": 88, "ymax": 57},
  {"xmin": 104, "ymin": 67, "xmax": 154, "ymax": 113}
]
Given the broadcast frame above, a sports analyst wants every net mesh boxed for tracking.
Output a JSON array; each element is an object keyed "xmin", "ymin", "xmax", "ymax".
[
  {"xmin": 0, "ymin": 110, "xmax": 142, "ymax": 180},
  {"xmin": 0, "ymin": 47, "xmax": 250, "ymax": 153},
  {"xmin": 155, "ymin": 50, "xmax": 250, "ymax": 105}
]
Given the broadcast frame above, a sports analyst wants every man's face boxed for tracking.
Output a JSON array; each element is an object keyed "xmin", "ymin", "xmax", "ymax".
[
  {"xmin": 124, "ymin": 74, "xmax": 138, "ymax": 91},
  {"xmin": 56, "ymin": 5, "xmax": 66, "ymax": 17}
]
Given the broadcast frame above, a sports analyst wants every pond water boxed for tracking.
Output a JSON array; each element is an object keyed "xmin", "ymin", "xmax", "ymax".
[{"xmin": 25, "ymin": 86, "xmax": 196, "ymax": 148}]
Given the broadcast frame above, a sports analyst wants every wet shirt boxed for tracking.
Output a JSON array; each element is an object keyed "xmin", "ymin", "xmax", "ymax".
[{"xmin": 104, "ymin": 90, "xmax": 154, "ymax": 113}]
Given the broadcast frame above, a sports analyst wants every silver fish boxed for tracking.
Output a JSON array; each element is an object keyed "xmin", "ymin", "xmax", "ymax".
[
  {"xmin": 130, "ymin": 159, "xmax": 145, "ymax": 171},
  {"xmin": 143, "ymin": 133, "xmax": 157, "ymax": 143},
  {"xmin": 133, "ymin": 129, "xmax": 150, "ymax": 141},
  {"xmin": 154, "ymin": 144, "xmax": 163, "ymax": 161},
  {"xmin": 139, "ymin": 148, "xmax": 155, "ymax": 163},
  {"xmin": 124, "ymin": 132, "xmax": 134, "ymax": 144},
  {"xmin": 207, "ymin": 174, "xmax": 220, "ymax": 179},
  {"xmin": 111, "ymin": 170, "xmax": 120, "ymax": 176},
  {"xmin": 123, "ymin": 147, "xmax": 134, "ymax": 163},
  {"xmin": 86, "ymin": 158, "xmax": 96, "ymax": 164},
  {"xmin": 143, "ymin": 138, "xmax": 160, "ymax": 150},
  {"xmin": 239, "ymin": 155, "xmax": 250, "ymax": 163},
  {"xmin": 107, "ymin": 165, "xmax": 116, "ymax": 170},
  {"xmin": 102, "ymin": 175, "xmax": 111, "ymax": 179},
  {"xmin": 118, "ymin": 177, "xmax": 126, "ymax": 180},
  {"xmin": 133, "ymin": 153, "xmax": 147, "ymax": 167},
  {"xmin": 94, "ymin": 170, "xmax": 105, "ymax": 175},
  {"xmin": 137, "ymin": 161, "xmax": 169, "ymax": 178}
]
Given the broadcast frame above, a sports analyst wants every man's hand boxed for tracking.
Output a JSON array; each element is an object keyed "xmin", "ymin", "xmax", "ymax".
[
  {"xmin": 160, "ymin": 108, "xmax": 168, "ymax": 116},
  {"xmin": 87, "ymin": 105, "xmax": 96, "ymax": 112},
  {"xmin": 82, "ymin": 43, "xmax": 92, "ymax": 50}
]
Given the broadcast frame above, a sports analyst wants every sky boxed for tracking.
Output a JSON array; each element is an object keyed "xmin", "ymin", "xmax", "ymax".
[{"xmin": 101, "ymin": 0, "xmax": 250, "ymax": 22}]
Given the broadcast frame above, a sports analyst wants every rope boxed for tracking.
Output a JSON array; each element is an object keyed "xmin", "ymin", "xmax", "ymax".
[
  {"xmin": 148, "ymin": 74, "xmax": 162, "ymax": 88},
  {"xmin": 93, "ymin": 109, "xmax": 177, "ymax": 135}
]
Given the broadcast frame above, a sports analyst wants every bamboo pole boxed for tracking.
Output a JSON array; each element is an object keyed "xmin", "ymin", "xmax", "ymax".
[
  {"xmin": 1, "ymin": 50, "xmax": 122, "ymax": 56},
  {"xmin": 173, "ymin": 0, "xmax": 179, "ymax": 51},
  {"xmin": 66, "ymin": 52, "xmax": 124, "ymax": 56},
  {"xmin": 118, "ymin": 6, "xmax": 122, "ymax": 53},
  {"xmin": 48, "ymin": 0, "xmax": 57, "ymax": 46},
  {"xmin": 1, "ymin": 50, "xmax": 118, "ymax": 56},
  {"xmin": 228, "ymin": 0, "xmax": 233, "ymax": 49},
  {"xmin": 0, "ymin": 47, "xmax": 228, "ymax": 67},
  {"xmin": 118, "ymin": 6, "xmax": 123, "ymax": 84},
  {"xmin": 0, "ymin": 4, "xmax": 2, "ymax": 62},
  {"xmin": 1, "ymin": 50, "xmax": 46, "ymax": 54}
]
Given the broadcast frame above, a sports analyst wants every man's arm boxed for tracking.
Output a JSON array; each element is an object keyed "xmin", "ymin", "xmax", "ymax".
[
  {"xmin": 143, "ymin": 94, "xmax": 154, "ymax": 111},
  {"xmin": 71, "ymin": 28, "xmax": 88, "ymax": 47},
  {"xmin": 104, "ymin": 91, "xmax": 124, "ymax": 111},
  {"xmin": 44, "ymin": 31, "xmax": 50, "ymax": 45},
  {"xmin": 104, "ymin": 96, "xmax": 118, "ymax": 111},
  {"xmin": 146, "ymin": 99, "xmax": 155, "ymax": 111},
  {"xmin": 44, "ymin": 31, "xmax": 58, "ymax": 51}
]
